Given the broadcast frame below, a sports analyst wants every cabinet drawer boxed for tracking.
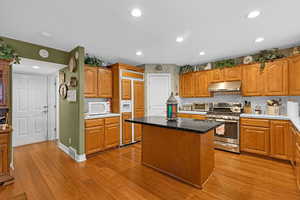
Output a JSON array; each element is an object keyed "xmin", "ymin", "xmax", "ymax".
[
  {"xmin": 85, "ymin": 119, "xmax": 105, "ymax": 128},
  {"xmin": 105, "ymin": 117, "xmax": 120, "ymax": 125},
  {"xmin": 240, "ymin": 118, "xmax": 270, "ymax": 127},
  {"xmin": 0, "ymin": 134, "xmax": 8, "ymax": 144}
]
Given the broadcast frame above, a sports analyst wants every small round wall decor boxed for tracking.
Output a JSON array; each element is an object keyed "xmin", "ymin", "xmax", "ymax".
[
  {"xmin": 59, "ymin": 83, "xmax": 68, "ymax": 99},
  {"xmin": 68, "ymin": 56, "xmax": 77, "ymax": 72},
  {"xmin": 243, "ymin": 56, "xmax": 253, "ymax": 64},
  {"xmin": 39, "ymin": 49, "xmax": 49, "ymax": 58}
]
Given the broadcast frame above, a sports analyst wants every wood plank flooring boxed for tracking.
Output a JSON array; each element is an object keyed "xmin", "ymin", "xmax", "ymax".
[{"xmin": 1, "ymin": 141, "xmax": 300, "ymax": 200}]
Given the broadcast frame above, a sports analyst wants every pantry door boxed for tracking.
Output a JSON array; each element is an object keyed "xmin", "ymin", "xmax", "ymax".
[
  {"xmin": 12, "ymin": 73, "xmax": 48, "ymax": 146},
  {"xmin": 147, "ymin": 73, "xmax": 171, "ymax": 116}
]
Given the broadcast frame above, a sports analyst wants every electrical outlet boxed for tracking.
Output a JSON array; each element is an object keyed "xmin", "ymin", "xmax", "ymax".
[{"xmin": 68, "ymin": 138, "xmax": 71, "ymax": 145}]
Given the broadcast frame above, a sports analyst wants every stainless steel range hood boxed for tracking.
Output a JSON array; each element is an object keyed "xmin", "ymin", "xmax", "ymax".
[{"xmin": 208, "ymin": 81, "xmax": 241, "ymax": 93}]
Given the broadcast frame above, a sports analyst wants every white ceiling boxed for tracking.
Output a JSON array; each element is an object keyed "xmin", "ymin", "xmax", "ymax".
[
  {"xmin": 13, "ymin": 58, "xmax": 65, "ymax": 75},
  {"xmin": 1, "ymin": 0, "xmax": 300, "ymax": 65}
]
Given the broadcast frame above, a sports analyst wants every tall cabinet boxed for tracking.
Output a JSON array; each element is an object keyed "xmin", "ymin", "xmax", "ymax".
[{"xmin": 133, "ymin": 81, "xmax": 144, "ymax": 141}]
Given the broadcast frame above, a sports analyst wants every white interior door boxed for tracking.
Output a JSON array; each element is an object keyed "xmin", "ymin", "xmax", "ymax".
[
  {"xmin": 47, "ymin": 73, "xmax": 57, "ymax": 140},
  {"xmin": 147, "ymin": 73, "xmax": 171, "ymax": 116},
  {"xmin": 13, "ymin": 73, "xmax": 48, "ymax": 146}
]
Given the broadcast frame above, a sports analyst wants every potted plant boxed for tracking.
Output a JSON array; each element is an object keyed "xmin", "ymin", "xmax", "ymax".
[
  {"xmin": 84, "ymin": 54, "xmax": 104, "ymax": 67},
  {"xmin": 254, "ymin": 48, "xmax": 284, "ymax": 71},
  {"xmin": 0, "ymin": 39, "xmax": 20, "ymax": 64},
  {"xmin": 214, "ymin": 59, "xmax": 235, "ymax": 69}
]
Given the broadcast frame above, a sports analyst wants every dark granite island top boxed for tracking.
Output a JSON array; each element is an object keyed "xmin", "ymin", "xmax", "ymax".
[
  {"xmin": 126, "ymin": 116, "xmax": 222, "ymax": 189},
  {"xmin": 126, "ymin": 116, "xmax": 223, "ymax": 134}
]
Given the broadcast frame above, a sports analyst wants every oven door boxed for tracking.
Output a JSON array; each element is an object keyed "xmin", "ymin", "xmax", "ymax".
[{"xmin": 214, "ymin": 119, "xmax": 239, "ymax": 144}]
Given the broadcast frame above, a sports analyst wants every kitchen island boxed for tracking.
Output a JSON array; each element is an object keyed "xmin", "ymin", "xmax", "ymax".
[{"xmin": 126, "ymin": 116, "xmax": 223, "ymax": 188}]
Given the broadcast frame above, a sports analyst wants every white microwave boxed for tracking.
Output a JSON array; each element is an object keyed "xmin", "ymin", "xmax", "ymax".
[{"xmin": 88, "ymin": 102, "xmax": 110, "ymax": 115}]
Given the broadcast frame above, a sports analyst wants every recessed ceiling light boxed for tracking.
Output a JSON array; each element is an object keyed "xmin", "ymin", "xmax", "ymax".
[
  {"xmin": 199, "ymin": 51, "xmax": 206, "ymax": 56},
  {"xmin": 32, "ymin": 66, "xmax": 40, "ymax": 69},
  {"xmin": 41, "ymin": 32, "xmax": 52, "ymax": 37},
  {"xmin": 247, "ymin": 10, "xmax": 261, "ymax": 19},
  {"xmin": 255, "ymin": 37, "xmax": 264, "ymax": 43},
  {"xmin": 131, "ymin": 8, "xmax": 142, "ymax": 17},
  {"xmin": 136, "ymin": 51, "xmax": 143, "ymax": 56},
  {"xmin": 176, "ymin": 36, "xmax": 184, "ymax": 43}
]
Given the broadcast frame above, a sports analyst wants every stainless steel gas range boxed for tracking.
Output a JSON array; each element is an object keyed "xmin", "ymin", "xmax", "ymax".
[{"xmin": 207, "ymin": 102, "xmax": 242, "ymax": 153}]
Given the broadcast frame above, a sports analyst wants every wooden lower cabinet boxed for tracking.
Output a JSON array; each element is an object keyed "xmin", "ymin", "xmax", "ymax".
[
  {"xmin": 296, "ymin": 144, "xmax": 300, "ymax": 190},
  {"xmin": 270, "ymin": 120, "xmax": 289, "ymax": 160},
  {"xmin": 134, "ymin": 109, "xmax": 144, "ymax": 141},
  {"xmin": 177, "ymin": 113, "xmax": 207, "ymax": 120},
  {"xmin": 105, "ymin": 124, "xmax": 120, "ymax": 149},
  {"xmin": 85, "ymin": 126, "xmax": 105, "ymax": 155},
  {"xmin": 85, "ymin": 117, "xmax": 120, "ymax": 156},
  {"xmin": 0, "ymin": 131, "xmax": 10, "ymax": 177},
  {"xmin": 122, "ymin": 113, "xmax": 132, "ymax": 144},
  {"xmin": 241, "ymin": 126, "xmax": 270, "ymax": 156}
]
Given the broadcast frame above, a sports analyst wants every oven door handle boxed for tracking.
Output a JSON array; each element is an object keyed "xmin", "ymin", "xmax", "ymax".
[{"xmin": 215, "ymin": 119, "xmax": 238, "ymax": 123}]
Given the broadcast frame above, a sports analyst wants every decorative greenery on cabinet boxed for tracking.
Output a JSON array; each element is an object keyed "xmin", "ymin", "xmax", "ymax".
[
  {"xmin": 254, "ymin": 48, "xmax": 284, "ymax": 71},
  {"xmin": 0, "ymin": 39, "xmax": 20, "ymax": 64},
  {"xmin": 84, "ymin": 54, "xmax": 104, "ymax": 67}
]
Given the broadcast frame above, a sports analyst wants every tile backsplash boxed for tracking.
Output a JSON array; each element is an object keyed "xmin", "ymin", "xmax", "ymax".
[
  {"xmin": 84, "ymin": 98, "xmax": 109, "ymax": 113},
  {"xmin": 180, "ymin": 94, "xmax": 300, "ymax": 115}
]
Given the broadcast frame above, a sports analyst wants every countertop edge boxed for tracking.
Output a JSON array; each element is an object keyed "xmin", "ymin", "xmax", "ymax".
[{"xmin": 85, "ymin": 113, "xmax": 121, "ymax": 119}]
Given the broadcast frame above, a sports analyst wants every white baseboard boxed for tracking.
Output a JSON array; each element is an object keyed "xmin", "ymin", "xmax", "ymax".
[{"xmin": 58, "ymin": 142, "xmax": 86, "ymax": 162}]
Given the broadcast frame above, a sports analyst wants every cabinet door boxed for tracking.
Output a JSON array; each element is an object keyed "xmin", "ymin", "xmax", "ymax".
[
  {"xmin": 134, "ymin": 109, "xmax": 144, "ymax": 141},
  {"xmin": 105, "ymin": 124, "xmax": 120, "ymax": 149},
  {"xmin": 0, "ymin": 60, "xmax": 9, "ymax": 107},
  {"xmin": 270, "ymin": 120, "xmax": 289, "ymax": 160},
  {"xmin": 0, "ymin": 143, "xmax": 8, "ymax": 175},
  {"xmin": 133, "ymin": 81, "xmax": 144, "ymax": 110},
  {"xmin": 296, "ymin": 145, "xmax": 300, "ymax": 190},
  {"xmin": 85, "ymin": 126, "xmax": 105, "ymax": 155},
  {"xmin": 242, "ymin": 64, "xmax": 264, "ymax": 96},
  {"xmin": 224, "ymin": 66, "xmax": 241, "ymax": 81},
  {"xmin": 179, "ymin": 74, "xmax": 184, "ymax": 97},
  {"xmin": 122, "ymin": 112, "xmax": 132, "ymax": 144},
  {"xmin": 84, "ymin": 66, "xmax": 98, "ymax": 97},
  {"xmin": 288, "ymin": 125, "xmax": 297, "ymax": 166},
  {"xmin": 289, "ymin": 56, "xmax": 300, "ymax": 95},
  {"xmin": 121, "ymin": 79, "xmax": 131, "ymax": 100},
  {"xmin": 264, "ymin": 60, "xmax": 288, "ymax": 96},
  {"xmin": 241, "ymin": 126, "xmax": 270, "ymax": 155},
  {"xmin": 98, "ymin": 68, "xmax": 112, "ymax": 98},
  {"xmin": 209, "ymin": 69, "xmax": 224, "ymax": 83},
  {"xmin": 194, "ymin": 71, "xmax": 210, "ymax": 97}
]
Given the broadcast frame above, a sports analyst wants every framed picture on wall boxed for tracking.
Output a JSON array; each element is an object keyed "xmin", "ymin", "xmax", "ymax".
[
  {"xmin": 69, "ymin": 76, "xmax": 77, "ymax": 87},
  {"xmin": 59, "ymin": 71, "xmax": 65, "ymax": 84}
]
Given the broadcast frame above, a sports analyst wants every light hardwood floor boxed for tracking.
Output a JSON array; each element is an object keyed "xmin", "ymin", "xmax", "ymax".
[{"xmin": 1, "ymin": 141, "xmax": 300, "ymax": 200}]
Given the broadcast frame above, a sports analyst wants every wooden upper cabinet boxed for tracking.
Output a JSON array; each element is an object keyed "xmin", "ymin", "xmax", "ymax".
[
  {"xmin": 240, "ymin": 125, "xmax": 270, "ymax": 156},
  {"xmin": 194, "ymin": 71, "xmax": 210, "ymax": 97},
  {"xmin": 121, "ymin": 79, "xmax": 131, "ymax": 100},
  {"xmin": 84, "ymin": 66, "xmax": 98, "ymax": 97},
  {"xmin": 270, "ymin": 120, "xmax": 289, "ymax": 160},
  {"xmin": 242, "ymin": 64, "xmax": 264, "ymax": 96},
  {"xmin": 289, "ymin": 55, "xmax": 300, "ymax": 95},
  {"xmin": 98, "ymin": 68, "xmax": 112, "ymax": 98},
  {"xmin": 0, "ymin": 60, "xmax": 10, "ymax": 107},
  {"xmin": 209, "ymin": 69, "xmax": 224, "ymax": 83},
  {"xmin": 264, "ymin": 60, "xmax": 288, "ymax": 96},
  {"xmin": 224, "ymin": 66, "xmax": 242, "ymax": 81},
  {"xmin": 180, "ymin": 73, "xmax": 195, "ymax": 98}
]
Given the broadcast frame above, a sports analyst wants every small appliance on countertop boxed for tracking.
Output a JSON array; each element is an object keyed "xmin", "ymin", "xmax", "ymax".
[
  {"xmin": 287, "ymin": 100, "xmax": 299, "ymax": 118},
  {"xmin": 192, "ymin": 102, "xmax": 211, "ymax": 112},
  {"xmin": 180, "ymin": 103, "xmax": 193, "ymax": 111}
]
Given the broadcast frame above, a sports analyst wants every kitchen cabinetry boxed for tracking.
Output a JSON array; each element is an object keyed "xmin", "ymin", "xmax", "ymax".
[
  {"xmin": 209, "ymin": 69, "xmax": 224, "ymax": 83},
  {"xmin": 270, "ymin": 120, "xmax": 289, "ymax": 160},
  {"xmin": 241, "ymin": 118, "xmax": 291, "ymax": 161},
  {"xmin": 224, "ymin": 66, "xmax": 241, "ymax": 81},
  {"xmin": 98, "ymin": 68, "xmax": 112, "ymax": 98},
  {"xmin": 288, "ymin": 124, "xmax": 297, "ymax": 166},
  {"xmin": 177, "ymin": 113, "xmax": 207, "ymax": 120},
  {"xmin": 264, "ymin": 60, "xmax": 288, "ymax": 96},
  {"xmin": 194, "ymin": 71, "xmax": 210, "ymax": 97},
  {"xmin": 179, "ymin": 73, "xmax": 194, "ymax": 98},
  {"xmin": 242, "ymin": 64, "xmax": 264, "ymax": 96},
  {"xmin": 0, "ymin": 127, "xmax": 13, "ymax": 185},
  {"xmin": 121, "ymin": 79, "xmax": 131, "ymax": 100},
  {"xmin": 296, "ymin": 142, "xmax": 300, "ymax": 190},
  {"xmin": 288, "ymin": 55, "xmax": 300, "ymax": 95},
  {"xmin": 122, "ymin": 112, "xmax": 132, "ymax": 144},
  {"xmin": 0, "ymin": 60, "xmax": 10, "ymax": 107},
  {"xmin": 134, "ymin": 81, "xmax": 144, "ymax": 141},
  {"xmin": 84, "ymin": 66, "xmax": 112, "ymax": 98},
  {"xmin": 85, "ymin": 117, "xmax": 120, "ymax": 156},
  {"xmin": 240, "ymin": 125, "xmax": 270, "ymax": 156}
]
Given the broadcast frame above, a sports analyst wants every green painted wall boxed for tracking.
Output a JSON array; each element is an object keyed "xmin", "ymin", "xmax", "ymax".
[
  {"xmin": 0, "ymin": 36, "xmax": 69, "ymax": 65},
  {"xmin": 59, "ymin": 46, "xmax": 85, "ymax": 154}
]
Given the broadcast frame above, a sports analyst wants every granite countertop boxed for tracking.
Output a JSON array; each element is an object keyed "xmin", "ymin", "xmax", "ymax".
[
  {"xmin": 178, "ymin": 110, "xmax": 207, "ymax": 115},
  {"xmin": 126, "ymin": 116, "xmax": 223, "ymax": 134},
  {"xmin": 240, "ymin": 113, "xmax": 300, "ymax": 131},
  {"xmin": 85, "ymin": 113, "xmax": 120, "ymax": 119}
]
